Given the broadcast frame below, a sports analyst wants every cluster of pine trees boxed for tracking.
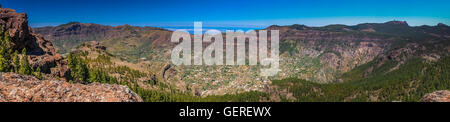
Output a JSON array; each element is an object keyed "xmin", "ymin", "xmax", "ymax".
[
  {"xmin": 67, "ymin": 53, "xmax": 89, "ymax": 83},
  {"xmin": 134, "ymin": 86, "xmax": 268, "ymax": 102},
  {"xmin": 270, "ymin": 57, "xmax": 450, "ymax": 102},
  {"xmin": 64, "ymin": 51, "xmax": 269, "ymax": 102},
  {"xmin": 134, "ymin": 56, "xmax": 450, "ymax": 102},
  {"xmin": 66, "ymin": 52, "xmax": 118, "ymax": 84},
  {"xmin": 88, "ymin": 68, "xmax": 118, "ymax": 84},
  {"xmin": 0, "ymin": 29, "xmax": 39, "ymax": 78}
]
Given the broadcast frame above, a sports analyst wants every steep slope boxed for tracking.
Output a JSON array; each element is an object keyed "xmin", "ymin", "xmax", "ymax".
[
  {"xmin": 0, "ymin": 7, "xmax": 142, "ymax": 102},
  {"xmin": 267, "ymin": 21, "xmax": 449, "ymax": 83},
  {"xmin": 268, "ymin": 56, "xmax": 450, "ymax": 102},
  {"xmin": 70, "ymin": 41, "xmax": 159, "ymax": 91},
  {"xmin": 33, "ymin": 22, "xmax": 173, "ymax": 62},
  {"xmin": 0, "ymin": 7, "xmax": 66, "ymax": 77}
]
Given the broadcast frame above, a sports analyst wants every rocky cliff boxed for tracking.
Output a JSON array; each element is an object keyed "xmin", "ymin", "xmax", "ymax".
[
  {"xmin": 0, "ymin": 6, "xmax": 67, "ymax": 77},
  {"xmin": 0, "ymin": 72, "xmax": 142, "ymax": 102},
  {"xmin": 0, "ymin": 7, "xmax": 142, "ymax": 102},
  {"xmin": 33, "ymin": 22, "xmax": 172, "ymax": 55}
]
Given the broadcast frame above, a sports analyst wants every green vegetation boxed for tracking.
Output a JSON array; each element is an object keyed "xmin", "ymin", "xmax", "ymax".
[
  {"xmin": 0, "ymin": 29, "xmax": 39, "ymax": 77},
  {"xmin": 280, "ymin": 40, "xmax": 297, "ymax": 55},
  {"xmin": 0, "ymin": 30, "xmax": 12, "ymax": 72},
  {"xmin": 88, "ymin": 68, "xmax": 118, "ymax": 84},
  {"xmin": 18, "ymin": 48, "xmax": 32, "ymax": 75},
  {"xmin": 67, "ymin": 53, "xmax": 89, "ymax": 83},
  {"xmin": 60, "ymin": 42, "xmax": 449, "ymax": 102},
  {"xmin": 67, "ymin": 52, "xmax": 119, "ymax": 84},
  {"xmin": 34, "ymin": 67, "xmax": 42, "ymax": 80},
  {"xmin": 134, "ymin": 87, "xmax": 268, "ymax": 102},
  {"xmin": 271, "ymin": 57, "xmax": 450, "ymax": 102},
  {"xmin": 12, "ymin": 50, "xmax": 19, "ymax": 73},
  {"xmin": 29, "ymin": 21, "xmax": 450, "ymax": 102},
  {"xmin": 64, "ymin": 50, "xmax": 270, "ymax": 102}
]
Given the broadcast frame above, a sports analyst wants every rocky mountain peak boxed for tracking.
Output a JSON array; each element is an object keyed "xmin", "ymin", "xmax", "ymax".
[
  {"xmin": 437, "ymin": 23, "xmax": 448, "ymax": 27},
  {"xmin": 290, "ymin": 24, "xmax": 309, "ymax": 30},
  {"xmin": 0, "ymin": 7, "xmax": 30, "ymax": 49},
  {"xmin": 265, "ymin": 25, "xmax": 281, "ymax": 30},
  {"xmin": 385, "ymin": 20, "xmax": 409, "ymax": 26},
  {"xmin": 74, "ymin": 41, "xmax": 107, "ymax": 53},
  {"xmin": 0, "ymin": 7, "xmax": 66, "ymax": 77}
]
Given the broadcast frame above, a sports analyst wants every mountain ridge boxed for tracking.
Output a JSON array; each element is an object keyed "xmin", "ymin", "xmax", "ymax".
[
  {"xmin": 32, "ymin": 19, "xmax": 450, "ymax": 97},
  {"xmin": 0, "ymin": 6, "xmax": 142, "ymax": 102}
]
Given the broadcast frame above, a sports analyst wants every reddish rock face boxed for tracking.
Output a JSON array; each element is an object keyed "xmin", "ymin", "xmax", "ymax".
[
  {"xmin": 421, "ymin": 90, "xmax": 450, "ymax": 102},
  {"xmin": 0, "ymin": 7, "xmax": 67, "ymax": 77},
  {"xmin": 0, "ymin": 72, "xmax": 142, "ymax": 102}
]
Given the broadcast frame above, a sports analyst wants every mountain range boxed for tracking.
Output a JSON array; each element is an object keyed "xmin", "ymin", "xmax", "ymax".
[{"xmin": 0, "ymin": 6, "xmax": 449, "ymax": 102}]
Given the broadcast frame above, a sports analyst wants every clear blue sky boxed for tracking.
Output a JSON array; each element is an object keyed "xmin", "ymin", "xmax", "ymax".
[{"xmin": 2, "ymin": 0, "xmax": 450, "ymax": 27}]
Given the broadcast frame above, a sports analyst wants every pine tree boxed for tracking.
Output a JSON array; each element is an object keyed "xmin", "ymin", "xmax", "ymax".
[
  {"xmin": 3, "ymin": 31, "xmax": 12, "ymax": 61},
  {"xmin": 88, "ymin": 69, "xmax": 97, "ymax": 83},
  {"xmin": 19, "ymin": 48, "xmax": 32, "ymax": 75},
  {"xmin": 0, "ymin": 55, "xmax": 7, "ymax": 72},
  {"xmin": 68, "ymin": 53, "xmax": 89, "ymax": 83},
  {"xmin": 76, "ymin": 60, "xmax": 89, "ymax": 83},
  {"xmin": 66, "ymin": 53, "xmax": 75, "ymax": 81},
  {"xmin": 67, "ymin": 53, "xmax": 76, "ymax": 69},
  {"xmin": 74, "ymin": 59, "xmax": 86, "ymax": 83},
  {"xmin": 0, "ymin": 30, "xmax": 10, "ymax": 72},
  {"xmin": 12, "ymin": 50, "xmax": 19, "ymax": 72},
  {"xmin": 34, "ymin": 67, "xmax": 42, "ymax": 80}
]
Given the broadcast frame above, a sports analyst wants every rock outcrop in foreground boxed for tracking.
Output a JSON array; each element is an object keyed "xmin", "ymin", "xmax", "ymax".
[
  {"xmin": 421, "ymin": 90, "xmax": 450, "ymax": 102},
  {"xmin": 0, "ymin": 6, "xmax": 67, "ymax": 77},
  {"xmin": 0, "ymin": 73, "xmax": 142, "ymax": 102}
]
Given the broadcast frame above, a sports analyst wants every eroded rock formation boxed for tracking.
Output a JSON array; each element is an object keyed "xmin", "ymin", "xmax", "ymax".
[{"xmin": 0, "ymin": 6, "xmax": 67, "ymax": 77}]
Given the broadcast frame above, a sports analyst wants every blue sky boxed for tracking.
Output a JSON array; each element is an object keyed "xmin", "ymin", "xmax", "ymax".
[{"xmin": 2, "ymin": 0, "xmax": 450, "ymax": 27}]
